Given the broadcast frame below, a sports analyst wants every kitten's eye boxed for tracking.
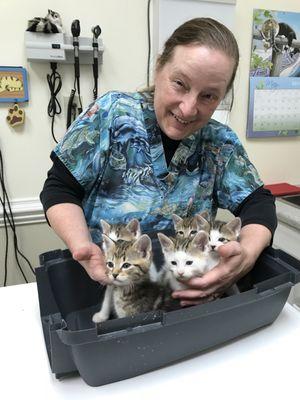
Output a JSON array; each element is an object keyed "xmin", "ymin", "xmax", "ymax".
[
  {"xmin": 190, "ymin": 230, "xmax": 197, "ymax": 235},
  {"xmin": 122, "ymin": 262, "xmax": 131, "ymax": 269},
  {"xmin": 178, "ymin": 231, "xmax": 184, "ymax": 236},
  {"xmin": 219, "ymin": 238, "xmax": 226, "ymax": 242},
  {"xmin": 171, "ymin": 261, "xmax": 177, "ymax": 265},
  {"xmin": 186, "ymin": 260, "xmax": 193, "ymax": 265},
  {"xmin": 106, "ymin": 261, "xmax": 114, "ymax": 269}
]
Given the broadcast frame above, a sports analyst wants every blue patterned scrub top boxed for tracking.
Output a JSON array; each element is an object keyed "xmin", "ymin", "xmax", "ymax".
[{"xmin": 54, "ymin": 91, "xmax": 263, "ymax": 242}]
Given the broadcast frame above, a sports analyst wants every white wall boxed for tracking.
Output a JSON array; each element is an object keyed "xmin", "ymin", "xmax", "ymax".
[{"xmin": 0, "ymin": 0, "xmax": 300, "ymax": 286}]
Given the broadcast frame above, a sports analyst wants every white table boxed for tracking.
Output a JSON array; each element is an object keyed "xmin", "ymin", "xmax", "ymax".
[{"xmin": 0, "ymin": 282, "xmax": 299, "ymax": 399}]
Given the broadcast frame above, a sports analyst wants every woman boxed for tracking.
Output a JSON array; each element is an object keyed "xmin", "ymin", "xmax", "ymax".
[{"xmin": 40, "ymin": 18, "xmax": 276, "ymax": 306}]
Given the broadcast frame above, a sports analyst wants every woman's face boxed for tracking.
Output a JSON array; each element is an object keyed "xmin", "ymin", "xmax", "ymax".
[{"xmin": 153, "ymin": 45, "xmax": 235, "ymax": 140}]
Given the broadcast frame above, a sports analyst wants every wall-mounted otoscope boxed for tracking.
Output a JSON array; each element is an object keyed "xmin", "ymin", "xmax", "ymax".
[
  {"xmin": 67, "ymin": 19, "xmax": 83, "ymax": 128},
  {"xmin": 71, "ymin": 19, "xmax": 81, "ymax": 96},
  {"xmin": 92, "ymin": 25, "xmax": 102, "ymax": 100}
]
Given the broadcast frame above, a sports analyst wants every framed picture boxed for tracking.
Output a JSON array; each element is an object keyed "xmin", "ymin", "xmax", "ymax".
[
  {"xmin": 247, "ymin": 9, "xmax": 300, "ymax": 138},
  {"xmin": 0, "ymin": 66, "xmax": 29, "ymax": 103}
]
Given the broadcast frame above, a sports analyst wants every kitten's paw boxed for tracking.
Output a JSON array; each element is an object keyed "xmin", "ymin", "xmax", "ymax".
[{"xmin": 92, "ymin": 312, "xmax": 108, "ymax": 324}]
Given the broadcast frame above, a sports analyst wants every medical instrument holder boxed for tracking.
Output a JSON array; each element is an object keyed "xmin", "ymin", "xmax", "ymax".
[{"xmin": 25, "ymin": 32, "xmax": 104, "ymax": 65}]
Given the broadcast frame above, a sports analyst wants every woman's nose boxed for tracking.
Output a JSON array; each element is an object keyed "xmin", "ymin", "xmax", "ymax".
[{"xmin": 179, "ymin": 94, "xmax": 198, "ymax": 118}]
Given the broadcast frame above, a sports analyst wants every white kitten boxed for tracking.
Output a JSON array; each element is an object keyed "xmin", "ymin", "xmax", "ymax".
[{"xmin": 157, "ymin": 231, "xmax": 209, "ymax": 290}]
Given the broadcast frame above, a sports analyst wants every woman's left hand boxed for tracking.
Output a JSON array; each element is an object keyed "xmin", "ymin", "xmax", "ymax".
[{"xmin": 172, "ymin": 240, "xmax": 253, "ymax": 306}]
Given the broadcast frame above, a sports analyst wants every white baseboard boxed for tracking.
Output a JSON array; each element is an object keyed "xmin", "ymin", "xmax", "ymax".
[{"xmin": 0, "ymin": 198, "xmax": 46, "ymax": 227}]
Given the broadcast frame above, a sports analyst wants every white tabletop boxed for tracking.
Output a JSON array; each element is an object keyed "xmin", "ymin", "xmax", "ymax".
[{"xmin": 0, "ymin": 282, "xmax": 299, "ymax": 400}]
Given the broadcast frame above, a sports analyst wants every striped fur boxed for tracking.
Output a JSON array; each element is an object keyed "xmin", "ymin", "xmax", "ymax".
[
  {"xmin": 209, "ymin": 217, "xmax": 241, "ymax": 250},
  {"xmin": 100, "ymin": 218, "xmax": 141, "ymax": 242},
  {"xmin": 172, "ymin": 210, "xmax": 210, "ymax": 238},
  {"xmin": 92, "ymin": 235, "xmax": 178, "ymax": 323}
]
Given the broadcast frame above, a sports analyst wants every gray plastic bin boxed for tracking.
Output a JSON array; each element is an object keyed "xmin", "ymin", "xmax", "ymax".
[{"xmin": 35, "ymin": 244, "xmax": 300, "ymax": 387}]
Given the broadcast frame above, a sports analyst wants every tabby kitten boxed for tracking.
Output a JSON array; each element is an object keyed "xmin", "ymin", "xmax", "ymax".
[
  {"xmin": 208, "ymin": 217, "xmax": 241, "ymax": 253},
  {"xmin": 100, "ymin": 218, "xmax": 158, "ymax": 282},
  {"xmin": 207, "ymin": 217, "xmax": 242, "ymax": 294},
  {"xmin": 172, "ymin": 210, "xmax": 210, "ymax": 238},
  {"xmin": 100, "ymin": 218, "xmax": 141, "ymax": 242},
  {"xmin": 92, "ymin": 234, "xmax": 170, "ymax": 323},
  {"xmin": 27, "ymin": 9, "xmax": 63, "ymax": 33},
  {"xmin": 157, "ymin": 231, "xmax": 209, "ymax": 291}
]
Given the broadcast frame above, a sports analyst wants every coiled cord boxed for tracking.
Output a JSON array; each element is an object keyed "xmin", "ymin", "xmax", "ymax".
[{"xmin": 47, "ymin": 62, "xmax": 62, "ymax": 143}]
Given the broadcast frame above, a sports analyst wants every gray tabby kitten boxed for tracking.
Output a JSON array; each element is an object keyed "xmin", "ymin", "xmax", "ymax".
[
  {"xmin": 100, "ymin": 218, "xmax": 141, "ymax": 242},
  {"xmin": 27, "ymin": 9, "xmax": 63, "ymax": 33},
  {"xmin": 207, "ymin": 217, "xmax": 242, "ymax": 294},
  {"xmin": 100, "ymin": 218, "xmax": 158, "ymax": 282},
  {"xmin": 92, "ymin": 235, "xmax": 175, "ymax": 323},
  {"xmin": 172, "ymin": 210, "xmax": 210, "ymax": 238},
  {"xmin": 157, "ymin": 231, "xmax": 209, "ymax": 290}
]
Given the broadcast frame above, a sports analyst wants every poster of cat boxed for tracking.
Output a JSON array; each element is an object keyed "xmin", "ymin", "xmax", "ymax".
[
  {"xmin": 0, "ymin": 66, "xmax": 29, "ymax": 103},
  {"xmin": 247, "ymin": 9, "xmax": 300, "ymax": 138}
]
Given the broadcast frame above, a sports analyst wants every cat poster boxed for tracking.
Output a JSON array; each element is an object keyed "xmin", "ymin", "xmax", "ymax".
[
  {"xmin": 0, "ymin": 66, "xmax": 29, "ymax": 103},
  {"xmin": 247, "ymin": 9, "xmax": 300, "ymax": 138}
]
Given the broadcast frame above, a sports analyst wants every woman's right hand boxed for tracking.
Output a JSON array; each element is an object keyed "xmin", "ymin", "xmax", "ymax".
[
  {"xmin": 46, "ymin": 204, "xmax": 109, "ymax": 284},
  {"xmin": 72, "ymin": 242, "xmax": 109, "ymax": 284}
]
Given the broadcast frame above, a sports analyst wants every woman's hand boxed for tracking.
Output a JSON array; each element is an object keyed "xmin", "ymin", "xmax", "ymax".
[
  {"xmin": 172, "ymin": 224, "xmax": 272, "ymax": 306},
  {"xmin": 46, "ymin": 203, "xmax": 110, "ymax": 284},
  {"xmin": 72, "ymin": 242, "xmax": 109, "ymax": 284}
]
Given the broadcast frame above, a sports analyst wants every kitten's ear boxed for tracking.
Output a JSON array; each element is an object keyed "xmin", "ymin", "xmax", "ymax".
[
  {"xmin": 191, "ymin": 231, "xmax": 209, "ymax": 251},
  {"xmin": 195, "ymin": 214, "xmax": 210, "ymax": 232},
  {"xmin": 100, "ymin": 219, "xmax": 111, "ymax": 236},
  {"xmin": 199, "ymin": 210, "xmax": 210, "ymax": 222},
  {"xmin": 101, "ymin": 233, "xmax": 115, "ymax": 254},
  {"xmin": 225, "ymin": 217, "xmax": 242, "ymax": 237},
  {"xmin": 172, "ymin": 214, "xmax": 183, "ymax": 228},
  {"xmin": 132, "ymin": 234, "xmax": 152, "ymax": 257},
  {"xmin": 157, "ymin": 233, "xmax": 175, "ymax": 253},
  {"xmin": 126, "ymin": 218, "xmax": 141, "ymax": 238}
]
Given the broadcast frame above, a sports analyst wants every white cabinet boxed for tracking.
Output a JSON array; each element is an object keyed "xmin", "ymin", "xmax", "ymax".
[{"xmin": 273, "ymin": 200, "xmax": 300, "ymax": 308}]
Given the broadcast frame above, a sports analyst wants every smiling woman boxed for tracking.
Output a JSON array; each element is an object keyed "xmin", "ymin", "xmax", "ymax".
[
  {"xmin": 153, "ymin": 45, "xmax": 235, "ymax": 140},
  {"xmin": 40, "ymin": 17, "xmax": 277, "ymax": 304}
]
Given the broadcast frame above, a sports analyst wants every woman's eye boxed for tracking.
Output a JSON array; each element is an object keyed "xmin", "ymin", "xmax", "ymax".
[
  {"xmin": 173, "ymin": 80, "xmax": 186, "ymax": 90},
  {"xmin": 122, "ymin": 262, "xmax": 131, "ymax": 269},
  {"xmin": 202, "ymin": 93, "xmax": 218, "ymax": 103},
  {"xmin": 106, "ymin": 261, "xmax": 114, "ymax": 269},
  {"xmin": 174, "ymin": 79, "xmax": 183, "ymax": 86},
  {"xmin": 171, "ymin": 261, "xmax": 177, "ymax": 265},
  {"xmin": 186, "ymin": 260, "xmax": 193, "ymax": 265}
]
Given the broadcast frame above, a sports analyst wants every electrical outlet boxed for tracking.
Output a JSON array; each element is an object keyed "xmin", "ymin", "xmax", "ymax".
[{"xmin": 63, "ymin": 95, "xmax": 83, "ymax": 118}]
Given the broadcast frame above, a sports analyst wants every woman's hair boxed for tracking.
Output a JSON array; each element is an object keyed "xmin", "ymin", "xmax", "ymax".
[{"xmin": 156, "ymin": 17, "xmax": 239, "ymax": 93}]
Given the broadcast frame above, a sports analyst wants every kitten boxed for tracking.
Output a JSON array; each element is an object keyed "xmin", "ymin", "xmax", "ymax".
[
  {"xmin": 172, "ymin": 210, "xmax": 210, "ymax": 238},
  {"xmin": 207, "ymin": 217, "xmax": 242, "ymax": 294},
  {"xmin": 92, "ymin": 234, "xmax": 175, "ymax": 323},
  {"xmin": 100, "ymin": 218, "xmax": 158, "ymax": 282},
  {"xmin": 278, "ymin": 22, "xmax": 299, "ymax": 55},
  {"xmin": 100, "ymin": 218, "xmax": 141, "ymax": 242},
  {"xmin": 27, "ymin": 9, "xmax": 63, "ymax": 33},
  {"xmin": 157, "ymin": 231, "xmax": 209, "ymax": 291},
  {"xmin": 208, "ymin": 217, "xmax": 241, "ymax": 253}
]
